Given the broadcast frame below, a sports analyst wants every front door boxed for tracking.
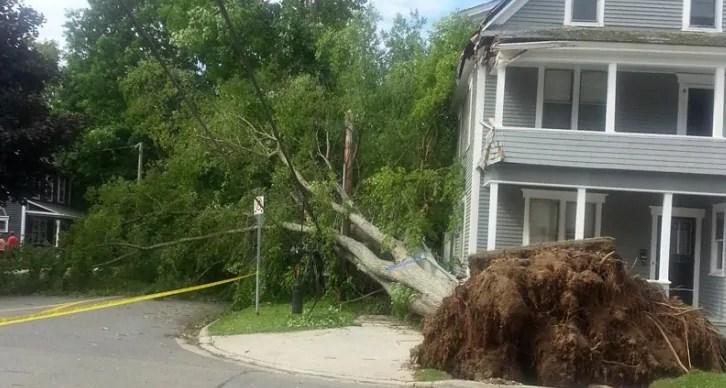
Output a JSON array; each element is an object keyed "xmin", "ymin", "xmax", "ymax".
[{"xmin": 656, "ymin": 217, "xmax": 696, "ymax": 304}]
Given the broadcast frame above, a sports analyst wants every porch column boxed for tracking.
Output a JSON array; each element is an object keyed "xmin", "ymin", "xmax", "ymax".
[
  {"xmin": 575, "ymin": 188, "xmax": 587, "ymax": 240},
  {"xmin": 713, "ymin": 67, "xmax": 725, "ymax": 138},
  {"xmin": 20, "ymin": 204, "xmax": 26, "ymax": 243},
  {"xmin": 494, "ymin": 64, "xmax": 506, "ymax": 128},
  {"xmin": 54, "ymin": 219, "xmax": 61, "ymax": 248},
  {"xmin": 487, "ymin": 183, "xmax": 499, "ymax": 251},
  {"xmin": 658, "ymin": 193, "xmax": 674, "ymax": 291},
  {"xmin": 605, "ymin": 63, "xmax": 618, "ymax": 133}
]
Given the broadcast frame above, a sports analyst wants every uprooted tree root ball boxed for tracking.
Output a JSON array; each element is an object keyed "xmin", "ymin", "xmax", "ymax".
[{"xmin": 413, "ymin": 238, "xmax": 726, "ymax": 388}]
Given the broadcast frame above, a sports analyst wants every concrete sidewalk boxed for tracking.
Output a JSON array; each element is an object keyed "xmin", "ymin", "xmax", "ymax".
[
  {"xmin": 197, "ymin": 317, "xmax": 538, "ymax": 387},
  {"xmin": 199, "ymin": 318, "xmax": 422, "ymax": 385}
]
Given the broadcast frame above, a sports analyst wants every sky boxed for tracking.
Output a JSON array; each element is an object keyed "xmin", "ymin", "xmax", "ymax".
[{"xmin": 24, "ymin": 0, "xmax": 490, "ymax": 49}]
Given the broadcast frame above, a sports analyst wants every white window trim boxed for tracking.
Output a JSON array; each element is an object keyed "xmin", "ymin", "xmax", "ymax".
[
  {"xmin": 521, "ymin": 189, "xmax": 607, "ymax": 245},
  {"xmin": 536, "ymin": 66, "xmax": 607, "ymax": 131},
  {"xmin": 0, "ymin": 208, "xmax": 8, "ymax": 233},
  {"xmin": 564, "ymin": 0, "xmax": 605, "ymax": 27},
  {"xmin": 683, "ymin": 0, "xmax": 724, "ymax": 32},
  {"xmin": 677, "ymin": 73, "xmax": 715, "ymax": 135},
  {"xmin": 711, "ymin": 202, "xmax": 726, "ymax": 277}
]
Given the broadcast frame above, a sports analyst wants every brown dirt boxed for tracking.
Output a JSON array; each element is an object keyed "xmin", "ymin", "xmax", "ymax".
[{"xmin": 412, "ymin": 239, "xmax": 726, "ymax": 387}]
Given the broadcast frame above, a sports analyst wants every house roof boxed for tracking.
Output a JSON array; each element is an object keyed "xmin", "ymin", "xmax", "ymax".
[{"xmin": 480, "ymin": 27, "xmax": 726, "ymax": 48}]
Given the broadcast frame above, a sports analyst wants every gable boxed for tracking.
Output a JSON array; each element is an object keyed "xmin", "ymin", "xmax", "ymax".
[{"xmin": 485, "ymin": 0, "xmax": 564, "ymax": 30}]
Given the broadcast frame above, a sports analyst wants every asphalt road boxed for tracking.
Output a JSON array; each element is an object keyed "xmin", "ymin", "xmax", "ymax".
[{"xmin": 0, "ymin": 296, "xmax": 372, "ymax": 388}]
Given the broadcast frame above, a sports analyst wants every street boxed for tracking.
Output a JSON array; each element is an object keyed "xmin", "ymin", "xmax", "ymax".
[{"xmin": 0, "ymin": 297, "xmax": 371, "ymax": 388}]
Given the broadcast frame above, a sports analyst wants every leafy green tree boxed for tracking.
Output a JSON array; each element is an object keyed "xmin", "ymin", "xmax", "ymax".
[{"xmin": 0, "ymin": 0, "xmax": 80, "ymax": 201}]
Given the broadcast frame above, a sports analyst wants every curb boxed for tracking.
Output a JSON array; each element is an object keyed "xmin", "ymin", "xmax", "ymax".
[{"xmin": 192, "ymin": 322, "xmax": 534, "ymax": 388}]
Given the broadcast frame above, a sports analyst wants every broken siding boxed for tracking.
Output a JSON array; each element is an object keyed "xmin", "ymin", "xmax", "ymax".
[
  {"xmin": 605, "ymin": 0, "xmax": 683, "ymax": 29},
  {"xmin": 494, "ymin": 0, "xmax": 565, "ymax": 30},
  {"xmin": 504, "ymin": 67, "xmax": 538, "ymax": 128},
  {"xmin": 616, "ymin": 72, "xmax": 679, "ymax": 135}
]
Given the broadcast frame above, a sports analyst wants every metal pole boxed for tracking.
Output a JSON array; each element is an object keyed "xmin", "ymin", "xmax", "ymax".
[
  {"xmin": 137, "ymin": 142, "xmax": 144, "ymax": 183},
  {"xmin": 255, "ymin": 214, "xmax": 262, "ymax": 315}
]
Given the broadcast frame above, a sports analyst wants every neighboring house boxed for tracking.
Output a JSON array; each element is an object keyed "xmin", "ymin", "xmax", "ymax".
[
  {"xmin": 456, "ymin": 0, "xmax": 726, "ymax": 323},
  {"xmin": 0, "ymin": 176, "xmax": 82, "ymax": 247}
]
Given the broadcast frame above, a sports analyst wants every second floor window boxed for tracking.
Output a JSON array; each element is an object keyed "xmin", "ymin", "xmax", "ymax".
[
  {"xmin": 685, "ymin": 0, "xmax": 723, "ymax": 31},
  {"xmin": 566, "ymin": 0, "xmax": 603, "ymax": 26}
]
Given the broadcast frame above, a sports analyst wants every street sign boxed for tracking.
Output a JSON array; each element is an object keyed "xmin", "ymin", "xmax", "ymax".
[{"xmin": 253, "ymin": 196, "xmax": 265, "ymax": 215}]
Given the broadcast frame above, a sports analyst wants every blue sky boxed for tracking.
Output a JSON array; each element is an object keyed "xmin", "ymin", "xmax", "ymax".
[{"xmin": 25, "ymin": 0, "xmax": 491, "ymax": 49}]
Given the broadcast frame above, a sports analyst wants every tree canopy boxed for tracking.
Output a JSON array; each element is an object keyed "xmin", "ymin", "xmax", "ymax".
[
  {"xmin": 0, "ymin": 0, "xmax": 80, "ymax": 201},
  {"xmin": 54, "ymin": 0, "xmax": 474, "ymax": 307}
]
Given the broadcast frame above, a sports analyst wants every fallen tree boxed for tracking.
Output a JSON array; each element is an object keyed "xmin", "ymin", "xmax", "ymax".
[{"xmin": 413, "ymin": 238, "xmax": 726, "ymax": 387}]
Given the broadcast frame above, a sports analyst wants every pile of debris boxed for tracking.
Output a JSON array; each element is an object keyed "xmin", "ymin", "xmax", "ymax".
[{"xmin": 413, "ymin": 238, "xmax": 726, "ymax": 387}]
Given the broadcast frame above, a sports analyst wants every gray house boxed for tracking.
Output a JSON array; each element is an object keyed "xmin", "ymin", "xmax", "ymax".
[
  {"xmin": 456, "ymin": 0, "xmax": 726, "ymax": 324},
  {"xmin": 1, "ymin": 176, "xmax": 82, "ymax": 247}
]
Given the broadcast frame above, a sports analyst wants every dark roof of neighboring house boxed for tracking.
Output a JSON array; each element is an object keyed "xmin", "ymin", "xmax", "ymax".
[{"xmin": 480, "ymin": 27, "xmax": 726, "ymax": 48}]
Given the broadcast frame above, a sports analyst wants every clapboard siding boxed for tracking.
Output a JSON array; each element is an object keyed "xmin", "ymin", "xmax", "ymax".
[
  {"xmin": 605, "ymin": 0, "xmax": 683, "ymax": 29},
  {"xmin": 617, "ymin": 72, "xmax": 679, "ymax": 134},
  {"xmin": 497, "ymin": 128, "xmax": 726, "ymax": 176},
  {"xmin": 496, "ymin": 184, "xmax": 524, "ymax": 248},
  {"xmin": 496, "ymin": 0, "xmax": 565, "ymax": 30},
  {"xmin": 3, "ymin": 202, "xmax": 23, "ymax": 235},
  {"xmin": 504, "ymin": 67, "xmax": 538, "ymax": 128}
]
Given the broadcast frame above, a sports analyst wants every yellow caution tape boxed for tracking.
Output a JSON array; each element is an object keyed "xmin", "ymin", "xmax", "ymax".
[{"xmin": 0, "ymin": 273, "xmax": 254, "ymax": 327}]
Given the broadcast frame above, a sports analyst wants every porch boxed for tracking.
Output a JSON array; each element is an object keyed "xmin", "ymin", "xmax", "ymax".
[
  {"xmin": 20, "ymin": 200, "xmax": 82, "ymax": 247},
  {"xmin": 479, "ymin": 182, "xmax": 726, "ymax": 319}
]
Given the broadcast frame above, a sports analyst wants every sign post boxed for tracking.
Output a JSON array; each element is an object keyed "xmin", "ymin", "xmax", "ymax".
[{"xmin": 253, "ymin": 196, "xmax": 264, "ymax": 315}]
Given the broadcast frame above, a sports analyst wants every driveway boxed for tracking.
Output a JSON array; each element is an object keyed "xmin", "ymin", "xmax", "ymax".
[{"xmin": 0, "ymin": 296, "xmax": 373, "ymax": 387}]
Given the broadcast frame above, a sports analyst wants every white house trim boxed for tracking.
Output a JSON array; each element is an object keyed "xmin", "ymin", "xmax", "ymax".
[
  {"xmin": 711, "ymin": 202, "xmax": 726, "ymax": 277},
  {"xmin": 575, "ymin": 188, "xmax": 587, "ymax": 240},
  {"xmin": 20, "ymin": 204, "xmax": 26, "ymax": 243},
  {"xmin": 494, "ymin": 65, "xmax": 506, "ymax": 127},
  {"xmin": 564, "ymin": 0, "xmax": 605, "ymax": 27},
  {"xmin": 521, "ymin": 188, "xmax": 606, "ymax": 245},
  {"xmin": 486, "ymin": 177, "xmax": 726, "ymax": 198},
  {"xmin": 468, "ymin": 64, "xmax": 487, "ymax": 255},
  {"xmin": 649, "ymin": 205, "xmax": 705, "ymax": 306},
  {"xmin": 605, "ymin": 63, "xmax": 617, "ymax": 133},
  {"xmin": 535, "ymin": 65, "xmax": 545, "ymax": 128},
  {"xmin": 682, "ymin": 0, "xmax": 724, "ymax": 32},
  {"xmin": 714, "ymin": 67, "xmax": 725, "ymax": 138},
  {"xmin": 657, "ymin": 194, "xmax": 674, "ymax": 289}
]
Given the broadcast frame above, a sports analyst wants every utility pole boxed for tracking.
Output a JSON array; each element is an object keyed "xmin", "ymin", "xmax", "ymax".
[
  {"xmin": 253, "ymin": 196, "xmax": 265, "ymax": 315},
  {"xmin": 137, "ymin": 142, "xmax": 144, "ymax": 183}
]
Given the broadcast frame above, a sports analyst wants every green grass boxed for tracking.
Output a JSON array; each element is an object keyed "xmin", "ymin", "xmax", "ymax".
[
  {"xmin": 208, "ymin": 297, "xmax": 389, "ymax": 336},
  {"xmin": 651, "ymin": 371, "xmax": 726, "ymax": 388},
  {"xmin": 414, "ymin": 369, "xmax": 452, "ymax": 382}
]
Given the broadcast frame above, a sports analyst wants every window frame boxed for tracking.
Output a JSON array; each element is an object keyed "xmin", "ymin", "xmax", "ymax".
[
  {"xmin": 683, "ymin": 0, "xmax": 724, "ymax": 32},
  {"xmin": 522, "ymin": 189, "xmax": 607, "ymax": 245},
  {"xmin": 57, "ymin": 177, "xmax": 67, "ymax": 205},
  {"xmin": 711, "ymin": 202, "xmax": 726, "ymax": 277},
  {"xmin": 564, "ymin": 0, "xmax": 605, "ymax": 27},
  {"xmin": 0, "ymin": 207, "xmax": 8, "ymax": 234},
  {"xmin": 538, "ymin": 66, "xmax": 608, "ymax": 131}
]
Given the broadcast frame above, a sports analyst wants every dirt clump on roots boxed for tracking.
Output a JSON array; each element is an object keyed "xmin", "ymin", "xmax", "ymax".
[{"xmin": 412, "ymin": 238, "xmax": 726, "ymax": 387}]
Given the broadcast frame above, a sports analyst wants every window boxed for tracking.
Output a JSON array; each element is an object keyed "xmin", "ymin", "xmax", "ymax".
[
  {"xmin": 543, "ymin": 70, "xmax": 573, "ymax": 129},
  {"xmin": 44, "ymin": 176, "xmax": 54, "ymax": 202},
  {"xmin": 565, "ymin": 0, "xmax": 604, "ymax": 26},
  {"xmin": 578, "ymin": 71, "xmax": 608, "ymax": 131},
  {"xmin": 57, "ymin": 177, "xmax": 67, "ymax": 204},
  {"xmin": 711, "ymin": 203, "xmax": 726, "ymax": 276},
  {"xmin": 684, "ymin": 0, "xmax": 723, "ymax": 31},
  {"xmin": 0, "ymin": 207, "xmax": 8, "ymax": 233},
  {"xmin": 523, "ymin": 189, "xmax": 606, "ymax": 245},
  {"xmin": 30, "ymin": 218, "xmax": 50, "ymax": 246}
]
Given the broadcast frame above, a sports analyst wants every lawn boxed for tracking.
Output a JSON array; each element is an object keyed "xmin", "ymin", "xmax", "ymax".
[
  {"xmin": 651, "ymin": 371, "xmax": 726, "ymax": 388},
  {"xmin": 414, "ymin": 368, "xmax": 452, "ymax": 382},
  {"xmin": 208, "ymin": 297, "xmax": 389, "ymax": 336}
]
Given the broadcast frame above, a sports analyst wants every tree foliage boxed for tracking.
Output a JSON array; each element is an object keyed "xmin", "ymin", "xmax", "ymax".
[
  {"xmin": 58, "ymin": 0, "xmax": 474, "ymax": 304},
  {"xmin": 0, "ymin": 0, "xmax": 80, "ymax": 201}
]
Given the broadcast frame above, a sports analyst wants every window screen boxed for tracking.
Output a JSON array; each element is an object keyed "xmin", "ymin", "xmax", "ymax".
[
  {"xmin": 572, "ymin": 0, "xmax": 598, "ymax": 22},
  {"xmin": 691, "ymin": 0, "xmax": 717, "ymax": 27},
  {"xmin": 529, "ymin": 199, "xmax": 560, "ymax": 244},
  {"xmin": 543, "ymin": 69, "xmax": 573, "ymax": 129}
]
